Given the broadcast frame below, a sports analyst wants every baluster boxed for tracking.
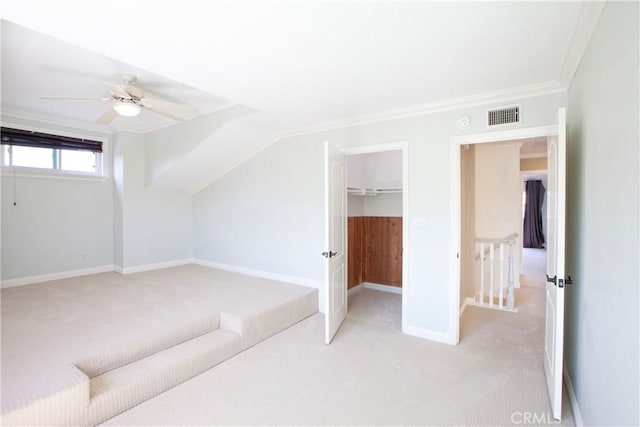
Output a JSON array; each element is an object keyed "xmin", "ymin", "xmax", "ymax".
[
  {"xmin": 489, "ymin": 244, "xmax": 494, "ymax": 308},
  {"xmin": 479, "ymin": 242, "xmax": 485, "ymax": 305},
  {"xmin": 499, "ymin": 243, "xmax": 504, "ymax": 308},
  {"xmin": 507, "ymin": 242, "xmax": 515, "ymax": 309}
]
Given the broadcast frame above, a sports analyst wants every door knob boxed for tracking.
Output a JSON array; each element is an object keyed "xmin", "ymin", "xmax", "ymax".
[{"xmin": 321, "ymin": 251, "xmax": 338, "ymax": 258}]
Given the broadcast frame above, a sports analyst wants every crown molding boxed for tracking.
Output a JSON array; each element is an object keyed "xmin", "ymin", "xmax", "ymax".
[
  {"xmin": 0, "ymin": 107, "xmax": 116, "ymax": 135},
  {"xmin": 558, "ymin": 1, "xmax": 606, "ymax": 89},
  {"xmin": 275, "ymin": 80, "xmax": 564, "ymax": 140}
]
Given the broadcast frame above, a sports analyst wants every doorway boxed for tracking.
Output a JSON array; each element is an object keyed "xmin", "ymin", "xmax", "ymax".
[
  {"xmin": 342, "ymin": 142, "xmax": 409, "ymax": 333},
  {"xmin": 451, "ymin": 111, "xmax": 568, "ymax": 419},
  {"xmin": 451, "ymin": 124, "xmax": 558, "ymax": 344},
  {"xmin": 521, "ymin": 171, "xmax": 548, "ymax": 288},
  {"xmin": 346, "ymin": 150, "xmax": 403, "ymax": 327}
]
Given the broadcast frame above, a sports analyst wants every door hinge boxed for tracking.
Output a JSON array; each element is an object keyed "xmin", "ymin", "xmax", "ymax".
[{"xmin": 322, "ymin": 251, "xmax": 338, "ymax": 259}]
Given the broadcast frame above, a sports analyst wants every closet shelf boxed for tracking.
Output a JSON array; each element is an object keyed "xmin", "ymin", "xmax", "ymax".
[{"xmin": 347, "ymin": 187, "xmax": 403, "ymax": 196}]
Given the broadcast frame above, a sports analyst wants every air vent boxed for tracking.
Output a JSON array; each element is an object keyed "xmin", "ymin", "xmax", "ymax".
[{"xmin": 487, "ymin": 105, "xmax": 520, "ymax": 127}]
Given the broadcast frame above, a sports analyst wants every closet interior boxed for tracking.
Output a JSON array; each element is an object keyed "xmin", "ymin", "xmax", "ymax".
[{"xmin": 347, "ymin": 150, "xmax": 403, "ymax": 292}]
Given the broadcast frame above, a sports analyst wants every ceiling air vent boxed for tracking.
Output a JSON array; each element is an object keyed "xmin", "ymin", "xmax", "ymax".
[{"xmin": 487, "ymin": 105, "xmax": 520, "ymax": 127}]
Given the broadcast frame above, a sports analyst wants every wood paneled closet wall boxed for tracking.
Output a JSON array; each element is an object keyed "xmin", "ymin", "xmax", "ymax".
[{"xmin": 348, "ymin": 216, "xmax": 402, "ymax": 289}]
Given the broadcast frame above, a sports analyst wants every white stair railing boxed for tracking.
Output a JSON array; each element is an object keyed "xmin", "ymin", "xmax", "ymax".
[{"xmin": 474, "ymin": 233, "xmax": 518, "ymax": 312}]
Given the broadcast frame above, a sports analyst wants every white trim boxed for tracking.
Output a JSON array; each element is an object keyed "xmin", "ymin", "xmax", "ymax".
[
  {"xmin": 404, "ymin": 325, "xmax": 456, "ymax": 345},
  {"xmin": 460, "ymin": 297, "xmax": 475, "ymax": 318},
  {"xmin": 1, "ymin": 170, "xmax": 108, "ymax": 182},
  {"xmin": 451, "ymin": 135, "xmax": 461, "ymax": 345},
  {"xmin": 564, "ymin": 366, "xmax": 584, "ymax": 427},
  {"xmin": 342, "ymin": 141, "xmax": 408, "ymax": 156},
  {"xmin": 558, "ymin": 2, "xmax": 606, "ymax": 88},
  {"xmin": 278, "ymin": 81, "xmax": 563, "ymax": 139},
  {"xmin": 342, "ymin": 141, "xmax": 409, "ymax": 335},
  {"xmin": 363, "ymin": 282, "xmax": 402, "ymax": 295},
  {"xmin": 451, "ymin": 125, "xmax": 558, "ymax": 145},
  {"xmin": 115, "ymin": 258, "xmax": 196, "ymax": 275},
  {"xmin": 194, "ymin": 259, "xmax": 323, "ymax": 309},
  {"xmin": 1, "ymin": 264, "xmax": 115, "ymax": 288},
  {"xmin": 348, "ymin": 282, "xmax": 364, "ymax": 297},
  {"xmin": 1, "ymin": 108, "xmax": 115, "ymax": 135},
  {"xmin": 521, "ymin": 169, "xmax": 548, "ymax": 177}
]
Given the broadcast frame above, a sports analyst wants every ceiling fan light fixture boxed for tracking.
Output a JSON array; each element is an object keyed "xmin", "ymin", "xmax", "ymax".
[{"xmin": 113, "ymin": 100, "xmax": 141, "ymax": 117}]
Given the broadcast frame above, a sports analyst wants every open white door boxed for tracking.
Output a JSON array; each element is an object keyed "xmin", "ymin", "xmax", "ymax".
[
  {"xmin": 323, "ymin": 141, "xmax": 347, "ymax": 344},
  {"xmin": 544, "ymin": 108, "xmax": 569, "ymax": 420}
]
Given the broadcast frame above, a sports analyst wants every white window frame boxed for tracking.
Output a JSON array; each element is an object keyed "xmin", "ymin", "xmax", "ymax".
[{"xmin": 0, "ymin": 121, "xmax": 109, "ymax": 181}]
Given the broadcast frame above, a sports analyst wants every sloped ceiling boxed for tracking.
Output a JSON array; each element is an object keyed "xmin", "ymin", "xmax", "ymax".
[{"xmin": 1, "ymin": 0, "xmax": 589, "ymax": 193}]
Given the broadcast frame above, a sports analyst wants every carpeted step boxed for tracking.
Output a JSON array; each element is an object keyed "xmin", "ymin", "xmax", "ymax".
[
  {"xmin": 86, "ymin": 329, "xmax": 242, "ymax": 426},
  {"xmin": 75, "ymin": 313, "xmax": 221, "ymax": 379},
  {"xmin": 220, "ymin": 288, "xmax": 318, "ymax": 349}
]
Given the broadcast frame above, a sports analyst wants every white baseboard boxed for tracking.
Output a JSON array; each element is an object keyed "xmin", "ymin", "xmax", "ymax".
[
  {"xmin": 348, "ymin": 283, "xmax": 364, "ymax": 296},
  {"xmin": 115, "ymin": 258, "xmax": 196, "ymax": 275},
  {"xmin": 460, "ymin": 297, "xmax": 475, "ymax": 317},
  {"xmin": 563, "ymin": 366, "xmax": 584, "ymax": 426},
  {"xmin": 404, "ymin": 325, "xmax": 456, "ymax": 345},
  {"xmin": 1, "ymin": 265, "xmax": 115, "ymax": 288},
  {"xmin": 194, "ymin": 259, "xmax": 322, "ymax": 289},
  {"xmin": 363, "ymin": 282, "xmax": 402, "ymax": 294}
]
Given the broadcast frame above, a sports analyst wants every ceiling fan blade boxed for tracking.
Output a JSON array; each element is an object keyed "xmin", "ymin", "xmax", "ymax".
[
  {"xmin": 96, "ymin": 107, "xmax": 118, "ymax": 125},
  {"xmin": 140, "ymin": 98, "xmax": 196, "ymax": 121},
  {"xmin": 101, "ymin": 82, "xmax": 131, "ymax": 99},
  {"xmin": 40, "ymin": 96, "xmax": 110, "ymax": 101}
]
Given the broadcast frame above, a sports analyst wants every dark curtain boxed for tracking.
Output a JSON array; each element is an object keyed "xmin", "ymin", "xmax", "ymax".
[{"xmin": 523, "ymin": 180, "xmax": 546, "ymax": 248}]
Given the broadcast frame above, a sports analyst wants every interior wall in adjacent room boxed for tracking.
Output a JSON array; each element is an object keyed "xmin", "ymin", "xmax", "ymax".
[
  {"xmin": 474, "ymin": 142, "xmax": 523, "ymax": 285},
  {"xmin": 520, "ymin": 157, "xmax": 547, "ymax": 171},
  {"xmin": 565, "ymin": 2, "xmax": 639, "ymax": 425},
  {"xmin": 459, "ymin": 144, "xmax": 476, "ymax": 305}
]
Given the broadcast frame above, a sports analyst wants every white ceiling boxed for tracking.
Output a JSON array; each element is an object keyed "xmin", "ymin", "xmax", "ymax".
[
  {"xmin": 0, "ymin": 1, "xmax": 595, "ymax": 193},
  {"xmin": 1, "ymin": 0, "xmax": 584, "ymax": 135},
  {"xmin": 0, "ymin": 20, "xmax": 231, "ymax": 133}
]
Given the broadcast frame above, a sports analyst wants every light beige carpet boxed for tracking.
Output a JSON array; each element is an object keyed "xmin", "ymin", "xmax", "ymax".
[
  {"xmin": 1, "ymin": 265, "xmax": 318, "ymax": 426},
  {"xmin": 106, "ymin": 284, "xmax": 575, "ymax": 426}
]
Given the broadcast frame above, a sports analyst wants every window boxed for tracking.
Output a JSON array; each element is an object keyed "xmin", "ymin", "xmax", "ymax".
[{"xmin": 1, "ymin": 127, "xmax": 103, "ymax": 175}]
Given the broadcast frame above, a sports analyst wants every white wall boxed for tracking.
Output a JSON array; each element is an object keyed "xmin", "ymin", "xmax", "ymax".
[
  {"xmin": 475, "ymin": 142, "xmax": 523, "ymax": 283},
  {"xmin": 0, "ymin": 116, "xmax": 113, "ymax": 282},
  {"xmin": 193, "ymin": 92, "xmax": 566, "ymax": 337},
  {"xmin": 193, "ymin": 135, "xmax": 324, "ymax": 289},
  {"xmin": 347, "ymin": 195, "xmax": 364, "ymax": 217},
  {"xmin": 347, "ymin": 151, "xmax": 402, "ymax": 217},
  {"xmin": 565, "ymin": 2, "xmax": 639, "ymax": 425},
  {"xmin": 113, "ymin": 132, "xmax": 193, "ymax": 269},
  {"xmin": 144, "ymin": 108, "xmax": 252, "ymax": 187},
  {"xmin": 363, "ymin": 194, "xmax": 402, "ymax": 217}
]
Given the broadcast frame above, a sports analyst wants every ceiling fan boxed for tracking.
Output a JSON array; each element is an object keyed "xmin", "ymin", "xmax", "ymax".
[{"xmin": 41, "ymin": 73, "xmax": 197, "ymax": 125}]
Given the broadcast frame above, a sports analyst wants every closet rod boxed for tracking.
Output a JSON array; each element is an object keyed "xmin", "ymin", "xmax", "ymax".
[{"xmin": 347, "ymin": 187, "xmax": 403, "ymax": 196}]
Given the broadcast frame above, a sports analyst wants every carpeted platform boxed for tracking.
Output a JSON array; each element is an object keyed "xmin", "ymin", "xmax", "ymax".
[{"xmin": 1, "ymin": 265, "xmax": 318, "ymax": 426}]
